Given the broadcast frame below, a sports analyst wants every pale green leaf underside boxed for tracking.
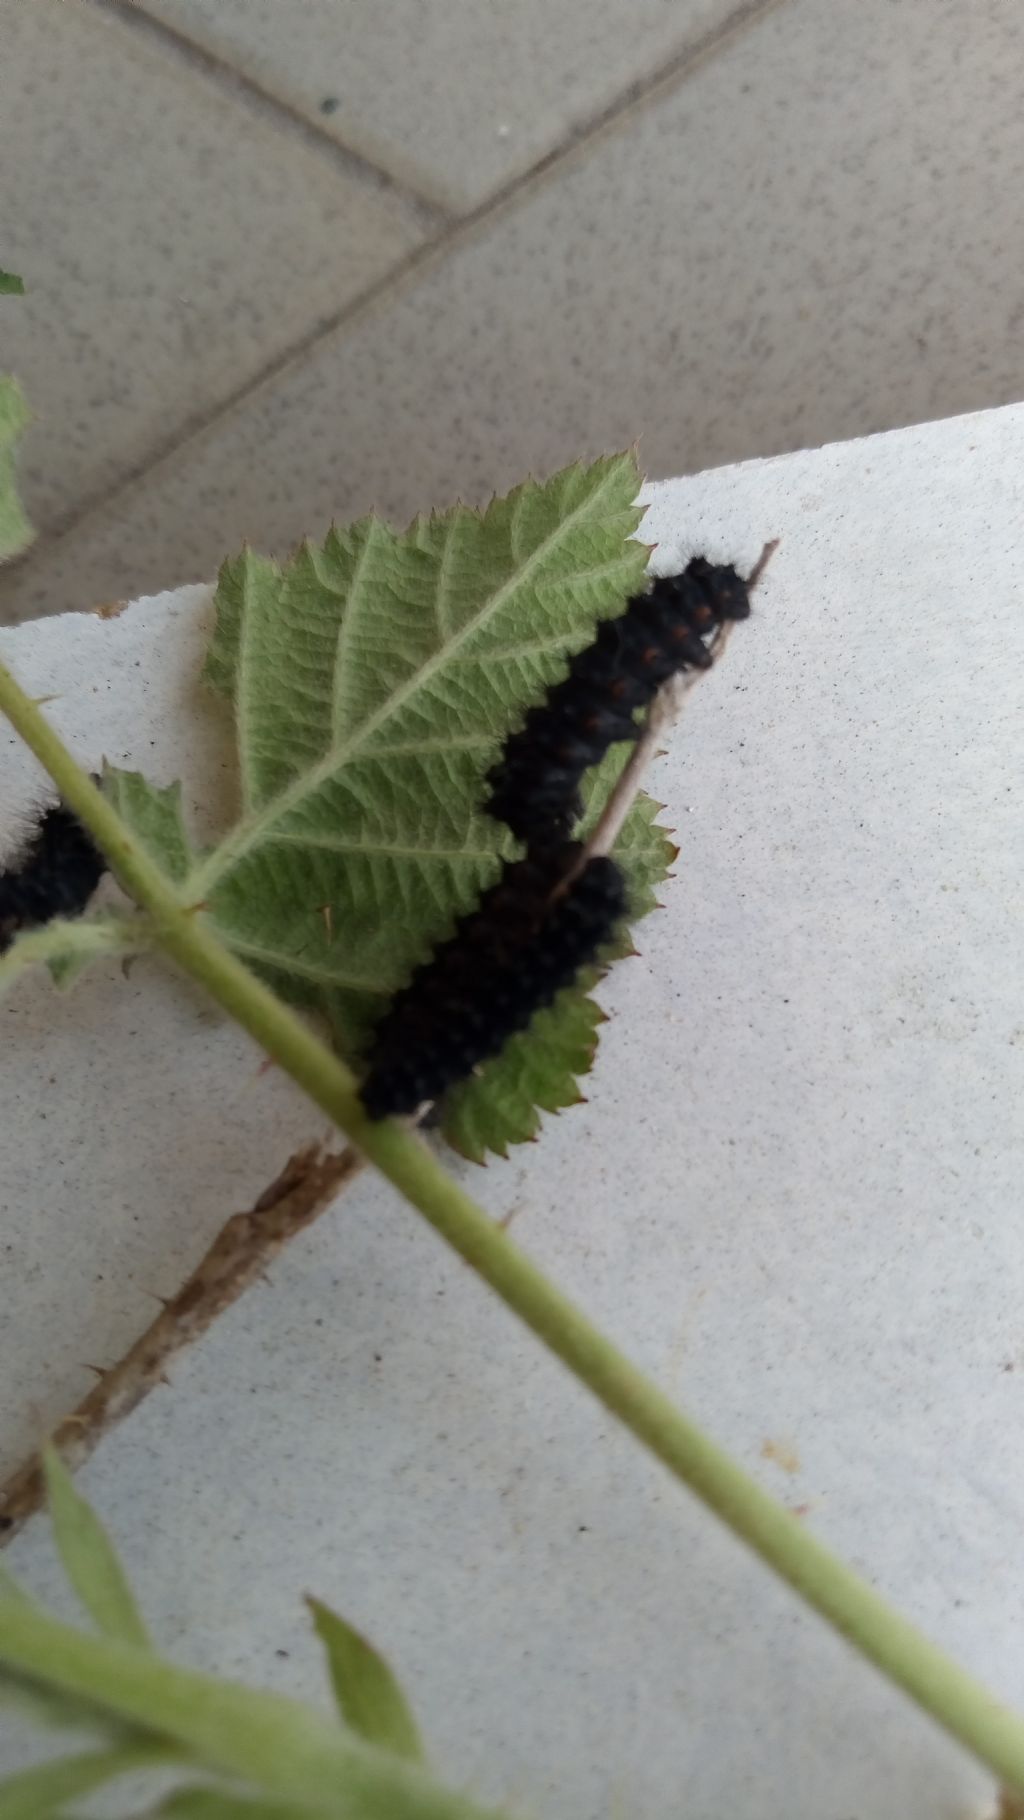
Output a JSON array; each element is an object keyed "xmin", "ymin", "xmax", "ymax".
[
  {"xmin": 0, "ymin": 377, "xmax": 32, "ymax": 562},
  {"xmin": 108, "ymin": 454, "xmax": 672, "ymax": 1155}
]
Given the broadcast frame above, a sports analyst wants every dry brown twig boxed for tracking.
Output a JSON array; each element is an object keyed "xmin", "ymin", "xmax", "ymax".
[
  {"xmin": 0, "ymin": 1145, "xmax": 365, "ymax": 1544},
  {"xmin": 0, "ymin": 539, "xmax": 777, "ymax": 1543}
]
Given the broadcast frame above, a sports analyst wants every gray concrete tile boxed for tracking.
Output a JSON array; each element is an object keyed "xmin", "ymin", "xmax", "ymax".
[
  {"xmin": 0, "ymin": 0, "xmax": 426, "ymax": 537},
  {"xmin": 138, "ymin": 0, "xmax": 758, "ymax": 211},
  {"xmin": 5, "ymin": 0, "xmax": 1024, "ymax": 623}
]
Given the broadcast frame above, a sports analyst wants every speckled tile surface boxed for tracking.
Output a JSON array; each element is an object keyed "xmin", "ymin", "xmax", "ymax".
[
  {"xmin": 4, "ymin": 0, "xmax": 1023, "ymax": 626},
  {"xmin": 0, "ymin": 0, "xmax": 426, "ymax": 540},
  {"xmin": 137, "ymin": 0, "xmax": 768, "ymax": 211}
]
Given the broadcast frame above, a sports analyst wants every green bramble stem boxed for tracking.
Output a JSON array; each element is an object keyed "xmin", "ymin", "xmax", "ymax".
[{"xmin": 1, "ymin": 654, "xmax": 1021, "ymax": 1793}]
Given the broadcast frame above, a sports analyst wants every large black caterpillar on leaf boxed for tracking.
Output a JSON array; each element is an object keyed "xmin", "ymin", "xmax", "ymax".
[
  {"xmin": 359, "ymin": 844, "xmax": 626, "ymax": 1121},
  {"xmin": 486, "ymin": 556, "xmax": 751, "ymax": 846},
  {"xmin": 0, "ymin": 798, "xmax": 105, "ymax": 954}
]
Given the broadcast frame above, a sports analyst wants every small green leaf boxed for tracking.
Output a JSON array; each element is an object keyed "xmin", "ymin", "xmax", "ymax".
[
  {"xmin": 0, "ymin": 1743, "xmax": 170, "ymax": 1819},
  {"xmin": 102, "ymin": 768, "xmax": 193, "ymax": 883},
  {"xmin": 42, "ymin": 1447, "xmax": 150, "ymax": 1647},
  {"xmin": 0, "ymin": 913, "xmax": 151, "ymax": 997},
  {"xmin": 307, "ymin": 1599, "xmax": 424, "ymax": 1763},
  {"xmin": 0, "ymin": 271, "xmax": 24, "ymax": 296}
]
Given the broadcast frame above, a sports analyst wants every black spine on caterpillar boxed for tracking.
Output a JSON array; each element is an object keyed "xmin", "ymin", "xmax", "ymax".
[
  {"xmin": 359, "ymin": 844, "xmax": 627, "ymax": 1121},
  {"xmin": 0, "ymin": 799, "xmax": 106, "ymax": 954},
  {"xmin": 485, "ymin": 557, "xmax": 751, "ymax": 846}
]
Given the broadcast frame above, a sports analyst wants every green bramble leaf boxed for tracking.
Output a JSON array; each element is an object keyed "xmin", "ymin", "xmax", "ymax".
[
  {"xmin": 58, "ymin": 455, "xmax": 669, "ymax": 1156},
  {"xmin": 42, "ymin": 1445, "xmax": 150, "ymax": 1647},
  {"xmin": 307, "ymin": 1598, "xmax": 424, "ymax": 1763},
  {"xmin": 0, "ymin": 271, "xmax": 25, "ymax": 296},
  {"xmin": 0, "ymin": 376, "xmax": 32, "ymax": 562}
]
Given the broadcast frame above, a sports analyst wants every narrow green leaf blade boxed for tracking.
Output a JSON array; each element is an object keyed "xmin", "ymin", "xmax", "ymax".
[
  {"xmin": 0, "ymin": 1601, "xmax": 504, "ymax": 1816},
  {"xmin": 0, "ymin": 1743, "xmax": 171, "ymax": 1819},
  {"xmin": 0, "ymin": 1666, "xmax": 157, "ymax": 1745},
  {"xmin": 0, "ymin": 271, "xmax": 24, "ymax": 296},
  {"xmin": 42, "ymin": 1447, "xmax": 150, "ymax": 1647},
  {"xmin": 307, "ymin": 1598, "xmax": 424, "ymax": 1763}
]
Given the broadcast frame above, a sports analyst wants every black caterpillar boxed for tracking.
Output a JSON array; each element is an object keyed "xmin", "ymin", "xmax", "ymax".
[
  {"xmin": 359, "ymin": 844, "xmax": 626, "ymax": 1121},
  {"xmin": 0, "ymin": 798, "xmax": 106, "ymax": 954},
  {"xmin": 359, "ymin": 554, "xmax": 756, "ymax": 1118},
  {"xmin": 485, "ymin": 556, "xmax": 751, "ymax": 846}
]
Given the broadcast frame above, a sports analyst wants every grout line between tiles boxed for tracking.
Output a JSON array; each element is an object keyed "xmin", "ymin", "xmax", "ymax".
[
  {"xmin": 6, "ymin": 0, "xmax": 792, "ymax": 582},
  {"xmin": 86, "ymin": 0, "xmax": 454, "ymax": 229},
  {"xmin": 463, "ymin": 0, "xmax": 795, "ymax": 214}
]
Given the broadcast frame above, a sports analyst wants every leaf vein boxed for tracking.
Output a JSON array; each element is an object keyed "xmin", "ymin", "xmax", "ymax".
[
  {"xmin": 194, "ymin": 461, "xmax": 631, "ymax": 896},
  {"xmin": 268, "ymin": 831, "xmax": 499, "ymax": 862},
  {"xmin": 224, "ymin": 934, "xmax": 391, "ymax": 992}
]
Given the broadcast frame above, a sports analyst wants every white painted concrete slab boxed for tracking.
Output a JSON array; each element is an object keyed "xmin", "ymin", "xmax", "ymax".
[{"xmin": 1, "ymin": 406, "xmax": 1021, "ymax": 1816}]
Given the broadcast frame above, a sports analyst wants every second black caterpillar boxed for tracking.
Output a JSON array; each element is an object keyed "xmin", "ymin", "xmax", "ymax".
[
  {"xmin": 360, "ymin": 845, "xmax": 626, "ymax": 1121},
  {"xmin": 486, "ymin": 557, "xmax": 751, "ymax": 846},
  {"xmin": 0, "ymin": 799, "xmax": 106, "ymax": 955}
]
